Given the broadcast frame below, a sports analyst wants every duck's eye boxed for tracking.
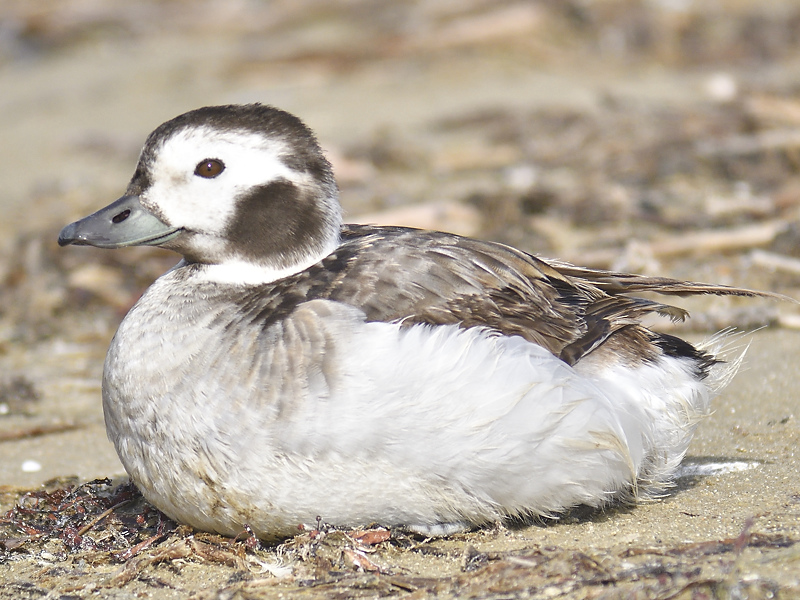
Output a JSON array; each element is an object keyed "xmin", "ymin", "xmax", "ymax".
[{"xmin": 194, "ymin": 159, "xmax": 225, "ymax": 178}]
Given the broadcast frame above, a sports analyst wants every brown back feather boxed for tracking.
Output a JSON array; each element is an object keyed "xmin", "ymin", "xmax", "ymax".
[{"xmin": 227, "ymin": 224, "xmax": 786, "ymax": 366}]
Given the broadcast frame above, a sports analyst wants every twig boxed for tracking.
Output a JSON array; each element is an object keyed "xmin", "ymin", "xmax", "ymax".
[
  {"xmin": 114, "ymin": 531, "xmax": 166, "ymax": 562},
  {"xmin": 749, "ymin": 249, "xmax": 800, "ymax": 275},
  {"xmin": 696, "ymin": 128, "xmax": 800, "ymax": 157},
  {"xmin": 76, "ymin": 499, "xmax": 132, "ymax": 537},
  {"xmin": 641, "ymin": 221, "xmax": 785, "ymax": 258},
  {"xmin": 0, "ymin": 422, "xmax": 82, "ymax": 442},
  {"xmin": 566, "ymin": 221, "xmax": 787, "ymax": 268}
]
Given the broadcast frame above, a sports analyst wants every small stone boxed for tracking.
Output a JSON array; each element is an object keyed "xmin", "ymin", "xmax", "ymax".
[
  {"xmin": 705, "ymin": 72, "xmax": 738, "ymax": 103},
  {"xmin": 21, "ymin": 459, "xmax": 42, "ymax": 472}
]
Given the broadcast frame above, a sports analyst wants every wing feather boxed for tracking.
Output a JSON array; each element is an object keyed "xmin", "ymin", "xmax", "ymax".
[{"xmin": 233, "ymin": 224, "xmax": 785, "ymax": 365}]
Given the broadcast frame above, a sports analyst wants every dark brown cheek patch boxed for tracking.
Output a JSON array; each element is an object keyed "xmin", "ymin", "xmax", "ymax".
[{"xmin": 225, "ymin": 179, "xmax": 323, "ymax": 264}]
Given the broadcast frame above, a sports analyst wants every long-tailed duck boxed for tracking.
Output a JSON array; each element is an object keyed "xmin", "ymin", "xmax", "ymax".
[{"xmin": 59, "ymin": 104, "xmax": 776, "ymax": 540}]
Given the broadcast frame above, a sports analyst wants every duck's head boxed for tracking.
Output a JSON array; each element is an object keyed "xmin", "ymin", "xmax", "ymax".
[{"xmin": 59, "ymin": 104, "xmax": 342, "ymax": 284}]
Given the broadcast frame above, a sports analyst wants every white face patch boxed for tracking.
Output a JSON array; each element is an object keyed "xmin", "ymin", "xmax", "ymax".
[{"xmin": 142, "ymin": 126, "xmax": 309, "ymax": 237}]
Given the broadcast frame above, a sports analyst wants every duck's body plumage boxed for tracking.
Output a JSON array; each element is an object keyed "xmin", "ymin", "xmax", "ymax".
[{"xmin": 59, "ymin": 104, "xmax": 772, "ymax": 539}]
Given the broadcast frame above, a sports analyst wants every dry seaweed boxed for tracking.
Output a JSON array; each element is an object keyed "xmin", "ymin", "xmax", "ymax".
[{"xmin": 0, "ymin": 479, "xmax": 797, "ymax": 598}]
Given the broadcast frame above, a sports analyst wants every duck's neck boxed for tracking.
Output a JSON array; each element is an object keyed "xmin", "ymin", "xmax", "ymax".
[{"xmin": 187, "ymin": 236, "xmax": 338, "ymax": 286}]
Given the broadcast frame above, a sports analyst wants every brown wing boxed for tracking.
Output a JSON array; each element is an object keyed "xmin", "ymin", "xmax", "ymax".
[
  {"xmin": 318, "ymin": 225, "xmax": 594, "ymax": 356},
  {"xmin": 240, "ymin": 224, "xmax": 782, "ymax": 366},
  {"xmin": 331, "ymin": 225, "xmax": 778, "ymax": 362}
]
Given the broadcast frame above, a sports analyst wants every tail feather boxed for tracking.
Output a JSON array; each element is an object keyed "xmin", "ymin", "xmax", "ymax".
[{"xmin": 547, "ymin": 261, "xmax": 794, "ymax": 302}]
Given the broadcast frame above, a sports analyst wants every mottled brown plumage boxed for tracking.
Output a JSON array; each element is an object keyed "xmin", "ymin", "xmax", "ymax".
[{"xmin": 203, "ymin": 223, "xmax": 779, "ymax": 372}]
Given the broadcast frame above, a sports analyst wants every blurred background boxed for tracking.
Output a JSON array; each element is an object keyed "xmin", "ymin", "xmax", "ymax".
[{"xmin": 2, "ymin": 0, "xmax": 800, "ymax": 485}]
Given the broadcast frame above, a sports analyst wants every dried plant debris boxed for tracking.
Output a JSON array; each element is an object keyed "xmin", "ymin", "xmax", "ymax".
[
  {"xmin": 0, "ymin": 479, "xmax": 797, "ymax": 598},
  {"xmin": 339, "ymin": 94, "xmax": 800, "ymax": 265},
  {"xmin": 0, "ymin": 376, "xmax": 74, "ymax": 443},
  {"xmin": 0, "ymin": 479, "xmax": 161, "ymax": 555},
  {"xmin": 5, "ymin": 0, "xmax": 800, "ymax": 71},
  {"xmin": 0, "ymin": 376, "xmax": 40, "ymax": 417},
  {"xmin": 428, "ymin": 100, "xmax": 800, "ymax": 232},
  {"xmin": 0, "ymin": 225, "xmax": 177, "ymax": 341}
]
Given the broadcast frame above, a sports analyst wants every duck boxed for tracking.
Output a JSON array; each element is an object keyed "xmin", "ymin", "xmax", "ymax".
[{"xmin": 59, "ymin": 103, "xmax": 775, "ymax": 540}]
